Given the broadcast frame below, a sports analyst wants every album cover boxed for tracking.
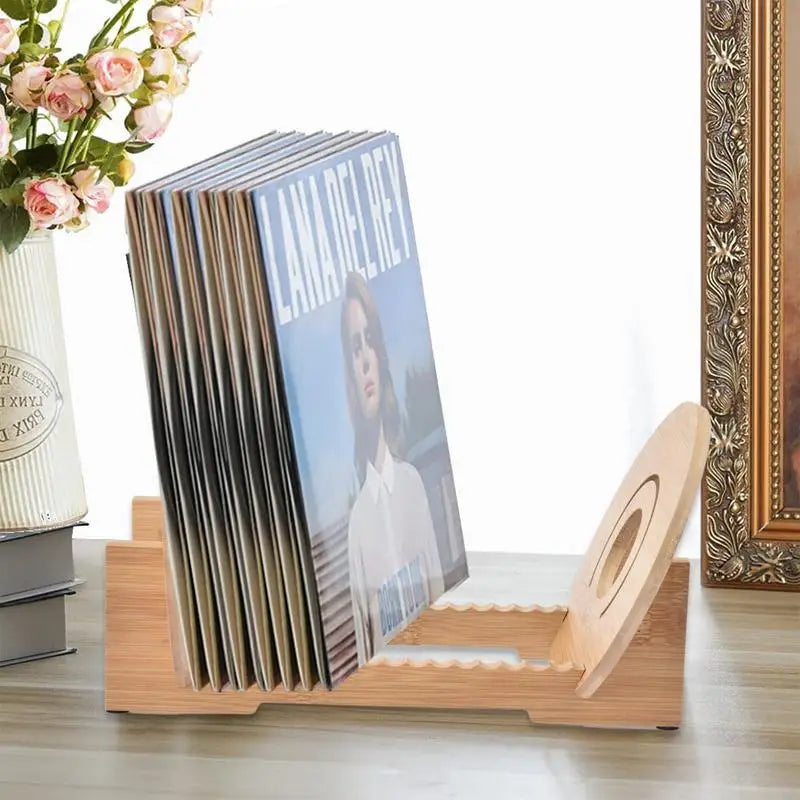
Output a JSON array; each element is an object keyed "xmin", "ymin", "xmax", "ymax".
[{"xmin": 250, "ymin": 132, "xmax": 468, "ymax": 678}]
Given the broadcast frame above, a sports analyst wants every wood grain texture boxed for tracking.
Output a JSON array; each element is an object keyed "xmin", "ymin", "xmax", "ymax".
[
  {"xmin": 105, "ymin": 538, "xmax": 689, "ymax": 728},
  {"xmin": 392, "ymin": 603, "xmax": 567, "ymax": 660},
  {"xmin": 549, "ymin": 403, "xmax": 710, "ymax": 697},
  {"xmin": 1, "ymin": 542, "xmax": 800, "ymax": 799},
  {"xmin": 130, "ymin": 495, "xmax": 164, "ymax": 543}
]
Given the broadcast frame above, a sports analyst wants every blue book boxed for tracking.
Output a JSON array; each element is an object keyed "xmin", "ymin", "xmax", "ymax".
[{"xmin": 249, "ymin": 132, "xmax": 468, "ymax": 686}]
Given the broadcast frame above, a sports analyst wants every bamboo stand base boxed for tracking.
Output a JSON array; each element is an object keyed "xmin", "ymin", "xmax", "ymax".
[
  {"xmin": 106, "ymin": 405, "xmax": 709, "ymax": 729},
  {"xmin": 105, "ymin": 498, "xmax": 690, "ymax": 729}
]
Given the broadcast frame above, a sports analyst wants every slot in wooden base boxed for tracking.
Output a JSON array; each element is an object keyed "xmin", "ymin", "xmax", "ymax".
[{"xmin": 104, "ymin": 498, "xmax": 690, "ymax": 729}]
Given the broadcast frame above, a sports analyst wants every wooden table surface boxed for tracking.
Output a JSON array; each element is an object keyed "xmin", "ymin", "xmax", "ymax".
[{"xmin": 0, "ymin": 541, "xmax": 798, "ymax": 800}]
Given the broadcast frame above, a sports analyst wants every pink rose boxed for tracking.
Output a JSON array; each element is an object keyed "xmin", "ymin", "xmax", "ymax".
[
  {"xmin": 144, "ymin": 47, "xmax": 178, "ymax": 78},
  {"xmin": 155, "ymin": 62, "xmax": 189, "ymax": 96},
  {"xmin": 24, "ymin": 177, "xmax": 80, "ymax": 229},
  {"xmin": 149, "ymin": 5, "xmax": 193, "ymax": 48},
  {"xmin": 0, "ymin": 17, "xmax": 19, "ymax": 64},
  {"xmin": 0, "ymin": 106, "xmax": 10, "ymax": 158},
  {"xmin": 86, "ymin": 48, "xmax": 144, "ymax": 97},
  {"xmin": 143, "ymin": 48, "xmax": 181, "ymax": 93},
  {"xmin": 133, "ymin": 92, "xmax": 173, "ymax": 142},
  {"xmin": 71, "ymin": 167, "xmax": 114, "ymax": 214},
  {"xmin": 179, "ymin": 0, "xmax": 211, "ymax": 15},
  {"xmin": 8, "ymin": 62, "xmax": 52, "ymax": 111},
  {"xmin": 176, "ymin": 35, "xmax": 201, "ymax": 65},
  {"xmin": 43, "ymin": 71, "xmax": 92, "ymax": 121}
]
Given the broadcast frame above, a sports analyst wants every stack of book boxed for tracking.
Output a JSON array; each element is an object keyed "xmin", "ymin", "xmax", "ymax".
[
  {"xmin": 0, "ymin": 522, "xmax": 82, "ymax": 666},
  {"xmin": 127, "ymin": 131, "xmax": 469, "ymax": 693}
]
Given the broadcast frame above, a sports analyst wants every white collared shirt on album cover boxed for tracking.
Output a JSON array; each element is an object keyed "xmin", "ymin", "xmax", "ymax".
[{"xmin": 347, "ymin": 454, "xmax": 445, "ymax": 663}]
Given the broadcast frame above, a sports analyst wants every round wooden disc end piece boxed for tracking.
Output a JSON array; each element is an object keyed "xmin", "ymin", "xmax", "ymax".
[{"xmin": 549, "ymin": 402, "xmax": 711, "ymax": 698}]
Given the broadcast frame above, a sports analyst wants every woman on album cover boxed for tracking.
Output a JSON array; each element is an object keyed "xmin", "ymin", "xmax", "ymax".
[{"xmin": 340, "ymin": 271, "xmax": 444, "ymax": 663}]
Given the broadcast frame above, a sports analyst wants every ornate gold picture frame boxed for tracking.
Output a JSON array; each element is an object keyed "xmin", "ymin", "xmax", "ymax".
[{"xmin": 702, "ymin": 0, "xmax": 800, "ymax": 588}]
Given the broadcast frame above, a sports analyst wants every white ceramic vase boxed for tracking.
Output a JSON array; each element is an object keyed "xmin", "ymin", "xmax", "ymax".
[{"xmin": 0, "ymin": 231, "xmax": 87, "ymax": 531}]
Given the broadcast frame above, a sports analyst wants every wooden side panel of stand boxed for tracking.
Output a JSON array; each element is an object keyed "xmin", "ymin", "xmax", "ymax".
[
  {"xmin": 105, "ymin": 537, "xmax": 689, "ymax": 728},
  {"xmin": 131, "ymin": 496, "xmax": 164, "ymax": 542}
]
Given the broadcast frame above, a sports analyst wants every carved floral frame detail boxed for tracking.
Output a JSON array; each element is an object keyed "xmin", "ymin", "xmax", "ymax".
[{"xmin": 703, "ymin": 0, "xmax": 800, "ymax": 587}]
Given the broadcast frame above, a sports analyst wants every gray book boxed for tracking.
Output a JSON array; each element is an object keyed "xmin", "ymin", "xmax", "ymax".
[
  {"xmin": 0, "ymin": 590, "xmax": 76, "ymax": 666},
  {"xmin": 0, "ymin": 522, "xmax": 83, "ymax": 601}
]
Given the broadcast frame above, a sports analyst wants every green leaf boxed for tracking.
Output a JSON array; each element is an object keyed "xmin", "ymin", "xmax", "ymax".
[
  {"xmin": 128, "ymin": 85, "xmax": 151, "ymax": 104},
  {"xmin": 46, "ymin": 18, "xmax": 59, "ymax": 38},
  {"xmin": 17, "ymin": 142, "xmax": 58, "ymax": 172},
  {"xmin": 18, "ymin": 42, "xmax": 46, "ymax": 59},
  {"xmin": 0, "ymin": 0, "xmax": 30, "ymax": 21},
  {"xmin": 0, "ymin": 182, "xmax": 24, "ymax": 205},
  {"xmin": 125, "ymin": 140, "xmax": 152, "ymax": 154},
  {"xmin": 17, "ymin": 22, "xmax": 44, "ymax": 43},
  {"xmin": 36, "ymin": 0, "xmax": 57, "ymax": 12},
  {"xmin": 86, "ymin": 135, "xmax": 127, "ymax": 164},
  {"xmin": 0, "ymin": 160, "xmax": 19, "ymax": 188},
  {"xmin": 62, "ymin": 54, "xmax": 84, "ymax": 68},
  {"xmin": 9, "ymin": 111, "xmax": 30, "ymax": 140},
  {"xmin": 86, "ymin": 136, "xmax": 112, "ymax": 161},
  {"xmin": 0, "ymin": 204, "xmax": 31, "ymax": 254}
]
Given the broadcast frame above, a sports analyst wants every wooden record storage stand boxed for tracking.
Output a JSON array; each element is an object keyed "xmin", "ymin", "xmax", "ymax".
[{"xmin": 104, "ymin": 404, "xmax": 709, "ymax": 730}]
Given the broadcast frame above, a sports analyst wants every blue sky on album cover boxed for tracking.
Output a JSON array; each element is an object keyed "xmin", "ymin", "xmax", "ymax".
[{"xmin": 251, "ymin": 134, "xmax": 441, "ymax": 536}]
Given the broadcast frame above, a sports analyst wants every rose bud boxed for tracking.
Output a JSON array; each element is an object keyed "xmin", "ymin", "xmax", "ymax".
[
  {"xmin": 0, "ymin": 17, "xmax": 19, "ymax": 64},
  {"xmin": 180, "ymin": 0, "xmax": 211, "ymax": 15},
  {"xmin": 132, "ymin": 92, "xmax": 174, "ymax": 142},
  {"xmin": 149, "ymin": 5, "xmax": 194, "ymax": 48},
  {"xmin": 142, "ymin": 48, "xmax": 186, "ymax": 94},
  {"xmin": 176, "ymin": 35, "xmax": 201, "ymax": 65},
  {"xmin": 71, "ymin": 166, "xmax": 114, "ymax": 214},
  {"xmin": 64, "ymin": 212, "xmax": 89, "ymax": 232},
  {"xmin": 117, "ymin": 155, "xmax": 135, "ymax": 185},
  {"xmin": 8, "ymin": 62, "xmax": 52, "ymax": 111}
]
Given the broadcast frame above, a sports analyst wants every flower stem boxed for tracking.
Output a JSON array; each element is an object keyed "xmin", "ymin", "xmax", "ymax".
[
  {"xmin": 89, "ymin": 0, "xmax": 139, "ymax": 51},
  {"xmin": 50, "ymin": 0, "xmax": 73, "ymax": 51},
  {"xmin": 57, "ymin": 117, "xmax": 79, "ymax": 172},
  {"xmin": 117, "ymin": 24, "xmax": 148, "ymax": 43},
  {"xmin": 75, "ymin": 118, "xmax": 100, "ymax": 166},
  {"xmin": 74, "ymin": 114, "xmax": 94, "ymax": 159},
  {"xmin": 27, "ymin": 109, "xmax": 38, "ymax": 149},
  {"xmin": 27, "ymin": 5, "xmax": 36, "ymax": 43},
  {"xmin": 113, "ymin": 6, "xmax": 137, "ymax": 47}
]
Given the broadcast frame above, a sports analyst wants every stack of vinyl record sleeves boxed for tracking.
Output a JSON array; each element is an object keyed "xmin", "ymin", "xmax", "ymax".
[{"xmin": 127, "ymin": 131, "xmax": 469, "ymax": 692}]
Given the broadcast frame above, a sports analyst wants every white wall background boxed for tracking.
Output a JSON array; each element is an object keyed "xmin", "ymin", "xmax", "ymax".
[{"xmin": 54, "ymin": 0, "xmax": 701, "ymax": 555}]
